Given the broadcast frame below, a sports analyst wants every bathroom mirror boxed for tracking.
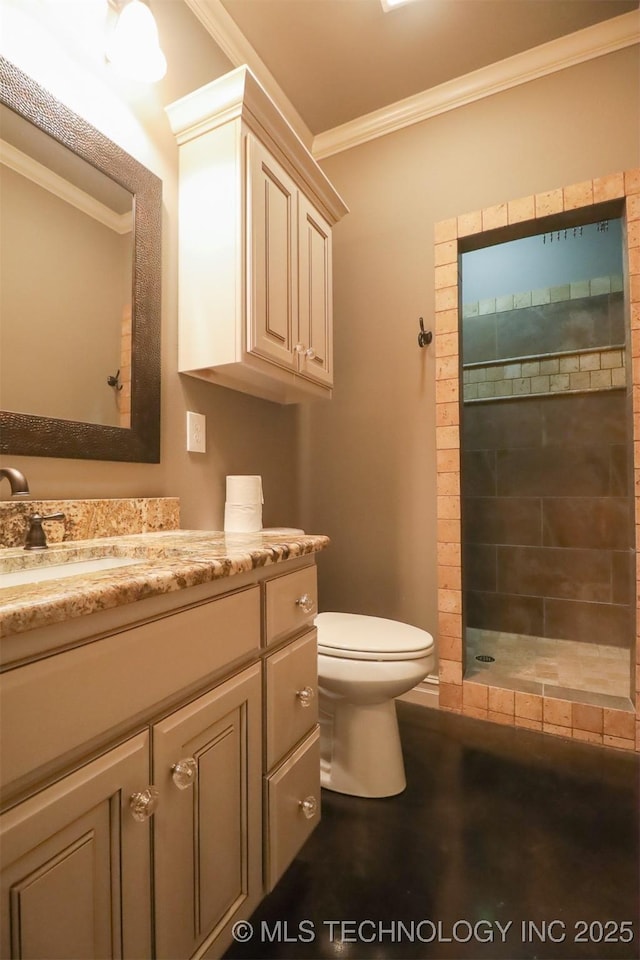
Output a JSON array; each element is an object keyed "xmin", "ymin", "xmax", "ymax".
[{"xmin": 0, "ymin": 56, "xmax": 161, "ymax": 462}]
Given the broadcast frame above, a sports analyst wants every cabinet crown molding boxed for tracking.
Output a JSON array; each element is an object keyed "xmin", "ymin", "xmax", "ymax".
[{"xmin": 166, "ymin": 65, "xmax": 349, "ymax": 224}]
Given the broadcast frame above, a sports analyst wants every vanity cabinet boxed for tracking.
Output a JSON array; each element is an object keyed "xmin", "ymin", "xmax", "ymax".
[
  {"xmin": 166, "ymin": 66, "xmax": 347, "ymax": 404},
  {"xmin": 0, "ymin": 555, "xmax": 322, "ymax": 960},
  {"xmin": 0, "ymin": 733, "xmax": 152, "ymax": 959},
  {"xmin": 153, "ymin": 665, "xmax": 261, "ymax": 960},
  {"xmin": 262, "ymin": 567, "xmax": 321, "ymax": 891},
  {"xmin": 0, "ymin": 586, "xmax": 263, "ymax": 960}
]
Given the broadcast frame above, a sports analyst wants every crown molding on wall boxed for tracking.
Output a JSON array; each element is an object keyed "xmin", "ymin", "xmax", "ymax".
[
  {"xmin": 0, "ymin": 139, "xmax": 133, "ymax": 234},
  {"xmin": 312, "ymin": 10, "xmax": 640, "ymax": 160},
  {"xmin": 181, "ymin": 0, "xmax": 314, "ymax": 150}
]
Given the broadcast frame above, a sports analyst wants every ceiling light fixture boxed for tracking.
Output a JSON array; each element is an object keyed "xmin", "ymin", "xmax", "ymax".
[
  {"xmin": 106, "ymin": 0, "xmax": 167, "ymax": 83},
  {"xmin": 381, "ymin": 0, "xmax": 419, "ymax": 11}
]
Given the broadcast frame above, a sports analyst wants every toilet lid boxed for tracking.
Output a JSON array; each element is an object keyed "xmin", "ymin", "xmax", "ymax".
[{"xmin": 315, "ymin": 612, "xmax": 434, "ymax": 662}]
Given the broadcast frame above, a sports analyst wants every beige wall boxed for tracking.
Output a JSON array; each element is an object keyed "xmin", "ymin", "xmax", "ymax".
[
  {"xmin": 1, "ymin": 2, "xmax": 638, "ymax": 633},
  {"xmin": 303, "ymin": 47, "xmax": 640, "ymax": 637},
  {"xmin": 0, "ymin": 0, "xmax": 300, "ymax": 532},
  {"xmin": 0, "ymin": 166, "xmax": 130, "ymax": 427}
]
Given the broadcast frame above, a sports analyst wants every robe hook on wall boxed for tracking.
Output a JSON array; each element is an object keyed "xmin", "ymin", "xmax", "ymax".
[
  {"xmin": 418, "ymin": 317, "xmax": 432, "ymax": 348},
  {"xmin": 107, "ymin": 370, "xmax": 123, "ymax": 391}
]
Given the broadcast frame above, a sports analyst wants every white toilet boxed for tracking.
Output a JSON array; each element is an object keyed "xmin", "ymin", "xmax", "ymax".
[{"xmin": 315, "ymin": 612, "xmax": 434, "ymax": 799}]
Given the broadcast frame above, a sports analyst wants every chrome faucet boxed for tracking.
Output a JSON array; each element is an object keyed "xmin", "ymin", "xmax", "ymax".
[{"xmin": 0, "ymin": 467, "xmax": 30, "ymax": 497}]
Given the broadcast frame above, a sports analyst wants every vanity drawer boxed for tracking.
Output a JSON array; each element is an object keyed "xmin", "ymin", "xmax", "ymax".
[
  {"xmin": 264, "ymin": 727, "xmax": 320, "ymax": 891},
  {"xmin": 265, "ymin": 630, "xmax": 317, "ymax": 769},
  {"xmin": 0, "ymin": 586, "xmax": 260, "ymax": 794},
  {"xmin": 264, "ymin": 566, "xmax": 317, "ymax": 647}
]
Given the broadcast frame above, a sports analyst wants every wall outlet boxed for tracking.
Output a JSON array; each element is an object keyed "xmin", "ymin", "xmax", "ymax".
[{"xmin": 186, "ymin": 411, "xmax": 206, "ymax": 453}]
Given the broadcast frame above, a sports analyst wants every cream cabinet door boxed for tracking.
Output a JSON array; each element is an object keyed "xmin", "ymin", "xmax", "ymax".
[
  {"xmin": 264, "ymin": 728, "xmax": 321, "ymax": 892},
  {"xmin": 0, "ymin": 733, "xmax": 152, "ymax": 960},
  {"xmin": 247, "ymin": 135, "xmax": 298, "ymax": 371},
  {"xmin": 152, "ymin": 664, "xmax": 262, "ymax": 960},
  {"xmin": 297, "ymin": 194, "xmax": 333, "ymax": 388},
  {"xmin": 264, "ymin": 629, "xmax": 318, "ymax": 771}
]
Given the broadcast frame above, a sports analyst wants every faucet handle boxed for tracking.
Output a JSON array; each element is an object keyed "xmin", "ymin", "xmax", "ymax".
[{"xmin": 24, "ymin": 513, "xmax": 66, "ymax": 551}]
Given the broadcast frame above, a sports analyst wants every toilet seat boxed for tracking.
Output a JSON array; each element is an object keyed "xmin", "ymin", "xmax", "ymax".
[{"xmin": 315, "ymin": 612, "xmax": 434, "ymax": 662}]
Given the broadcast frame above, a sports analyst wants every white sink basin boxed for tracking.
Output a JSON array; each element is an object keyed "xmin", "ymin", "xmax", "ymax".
[{"xmin": 0, "ymin": 556, "xmax": 139, "ymax": 589}]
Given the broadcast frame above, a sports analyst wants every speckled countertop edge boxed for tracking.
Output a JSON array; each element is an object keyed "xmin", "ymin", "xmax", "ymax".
[{"xmin": 0, "ymin": 530, "xmax": 329, "ymax": 638}]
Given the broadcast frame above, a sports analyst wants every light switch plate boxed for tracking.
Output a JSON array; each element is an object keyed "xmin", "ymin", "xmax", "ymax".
[{"xmin": 186, "ymin": 411, "xmax": 206, "ymax": 453}]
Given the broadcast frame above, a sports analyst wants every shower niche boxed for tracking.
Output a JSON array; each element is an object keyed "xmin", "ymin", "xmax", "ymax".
[{"xmin": 434, "ymin": 170, "xmax": 640, "ymax": 747}]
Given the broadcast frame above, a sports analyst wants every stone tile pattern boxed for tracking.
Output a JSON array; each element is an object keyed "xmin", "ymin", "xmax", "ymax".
[
  {"xmin": 434, "ymin": 169, "xmax": 640, "ymax": 753},
  {"xmin": 463, "ymin": 346, "xmax": 625, "ymax": 400},
  {"xmin": 462, "ymin": 390, "xmax": 631, "ymax": 647},
  {"xmin": 466, "ymin": 628, "xmax": 630, "ymax": 702},
  {"xmin": 0, "ymin": 497, "xmax": 180, "ymax": 549},
  {"xmin": 462, "ymin": 276, "xmax": 625, "ymax": 400}
]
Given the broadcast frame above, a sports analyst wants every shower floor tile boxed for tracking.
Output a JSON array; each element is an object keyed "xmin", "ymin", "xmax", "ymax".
[{"xmin": 465, "ymin": 628, "xmax": 632, "ymax": 705}]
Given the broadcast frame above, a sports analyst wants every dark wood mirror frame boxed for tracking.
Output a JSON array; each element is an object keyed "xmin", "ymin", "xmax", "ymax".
[{"xmin": 0, "ymin": 56, "xmax": 161, "ymax": 462}]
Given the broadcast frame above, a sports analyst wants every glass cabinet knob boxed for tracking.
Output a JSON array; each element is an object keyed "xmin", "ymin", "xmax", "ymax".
[
  {"xmin": 171, "ymin": 757, "xmax": 198, "ymax": 790},
  {"xmin": 296, "ymin": 593, "xmax": 316, "ymax": 614},
  {"xmin": 294, "ymin": 343, "xmax": 305, "ymax": 354},
  {"xmin": 299, "ymin": 795, "xmax": 318, "ymax": 820},
  {"xmin": 304, "ymin": 347, "xmax": 316, "ymax": 360},
  {"xmin": 129, "ymin": 785, "xmax": 160, "ymax": 822},
  {"xmin": 296, "ymin": 686, "xmax": 315, "ymax": 707}
]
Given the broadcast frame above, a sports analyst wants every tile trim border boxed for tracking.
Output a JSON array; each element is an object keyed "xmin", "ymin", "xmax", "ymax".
[
  {"xmin": 434, "ymin": 167, "xmax": 640, "ymax": 752},
  {"xmin": 462, "ymin": 273, "xmax": 624, "ymax": 317}
]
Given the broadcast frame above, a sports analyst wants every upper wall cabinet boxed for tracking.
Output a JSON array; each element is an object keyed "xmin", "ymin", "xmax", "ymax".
[{"xmin": 166, "ymin": 67, "xmax": 349, "ymax": 403}]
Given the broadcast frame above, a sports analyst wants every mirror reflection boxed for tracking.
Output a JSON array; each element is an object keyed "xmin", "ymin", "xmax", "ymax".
[
  {"xmin": 0, "ymin": 104, "xmax": 134, "ymax": 428},
  {"xmin": 0, "ymin": 55, "xmax": 161, "ymax": 463}
]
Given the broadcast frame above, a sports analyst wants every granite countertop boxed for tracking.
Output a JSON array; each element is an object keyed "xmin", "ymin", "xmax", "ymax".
[{"xmin": 0, "ymin": 530, "xmax": 329, "ymax": 638}]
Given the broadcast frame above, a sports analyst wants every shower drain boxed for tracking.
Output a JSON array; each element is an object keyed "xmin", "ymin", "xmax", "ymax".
[{"xmin": 475, "ymin": 654, "xmax": 496, "ymax": 662}]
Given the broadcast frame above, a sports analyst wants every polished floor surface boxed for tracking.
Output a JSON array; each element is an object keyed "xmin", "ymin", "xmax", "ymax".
[
  {"xmin": 466, "ymin": 628, "xmax": 631, "ymax": 707},
  {"xmin": 225, "ymin": 702, "xmax": 639, "ymax": 960}
]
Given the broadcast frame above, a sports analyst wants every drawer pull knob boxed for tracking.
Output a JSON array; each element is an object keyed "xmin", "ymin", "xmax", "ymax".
[
  {"xmin": 129, "ymin": 785, "xmax": 160, "ymax": 821},
  {"xmin": 296, "ymin": 593, "xmax": 316, "ymax": 614},
  {"xmin": 296, "ymin": 686, "xmax": 315, "ymax": 707},
  {"xmin": 171, "ymin": 757, "xmax": 198, "ymax": 790},
  {"xmin": 299, "ymin": 795, "xmax": 318, "ymax": 820}
]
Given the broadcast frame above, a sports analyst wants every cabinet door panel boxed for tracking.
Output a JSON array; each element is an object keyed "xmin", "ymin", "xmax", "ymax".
[
  {"xmin": 265, "ymin": 630, "xmax": 318, "ymax": 769},
  {"xmin": 264, "ymin": 565, "xmax": 318, "ymax": 647},
  {"xmin": 197, "ymin": 714, "xmax": 242, "ymax": 935},
  {"xmin": 298, "ymin": 195, "xmax": 332, "ymax": 387},
  {"xmin": 247, "ymin": 136, "xmax": 298, "ymax": 369},
  {"xmin": 153, "ymin": 664, "xmax": 261, "ymax": 960},
  {"xmin": 264, "ymin": 728, "xmax": 321, "ymax": 892},
  {"xmin": 0, "ymin": 733, "xmax": 151, "ymax": 960}
]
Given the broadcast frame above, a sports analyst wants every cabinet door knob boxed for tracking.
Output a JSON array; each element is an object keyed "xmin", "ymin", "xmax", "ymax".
[
  {"xmin": 171, "ymin": 757, "xmax": 198, "ymax": 790},
  {"xmin": 294, "ymin": 342, "xmax": 305, "ymax": 354},
  {"xmin": 299, "ymin": 795, "xmax": 318, "ymax": 820},
  {"xmin": 129, "ymin": 785, "xmax": 160, "ymax": 821},
  {"xmin": 295, "ymin": 593, "xmax": 316, "ymax": 614},
  {"xmin": 304, "ymin": 347, "xmax": 316, "ymax": 360},
  {"xmin": 296, "ymin": 685, "xmax": 315, "ymax": 707}
]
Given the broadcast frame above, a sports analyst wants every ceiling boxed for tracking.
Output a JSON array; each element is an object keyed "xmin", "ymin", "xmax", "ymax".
[{"xmin": 217, "ymin": 0, "xmax": 639, "ymax": 134}]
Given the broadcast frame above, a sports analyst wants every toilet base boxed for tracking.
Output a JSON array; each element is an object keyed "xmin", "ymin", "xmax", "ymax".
[{"xmin": 319, "ymin": 697, "xmax": 406, "ymax": 798}]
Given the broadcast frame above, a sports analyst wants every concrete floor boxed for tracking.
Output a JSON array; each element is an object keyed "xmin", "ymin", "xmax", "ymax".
[{"xmin": 225, "ymin": 701, "xmax": 639, "ymax": 960}]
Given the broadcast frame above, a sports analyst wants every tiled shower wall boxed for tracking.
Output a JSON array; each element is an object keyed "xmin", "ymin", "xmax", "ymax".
[
  {"xmin": 461, "ymin": 285, "xmax": 632, "ymax": 649},
  {"xmin": 434, "ymin": 169, "xmax": 640, "ymax": 753},
  {"xmin": 462, "ymin": 391, "xmax": 632, "ymax": 647}
]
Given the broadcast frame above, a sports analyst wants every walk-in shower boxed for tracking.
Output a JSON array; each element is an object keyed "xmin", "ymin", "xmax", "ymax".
[{"xmin": 459, "ymin": 218, "xmax": 633, "ymax": 705}]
